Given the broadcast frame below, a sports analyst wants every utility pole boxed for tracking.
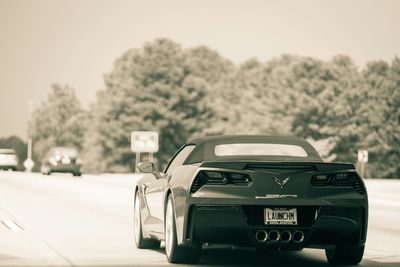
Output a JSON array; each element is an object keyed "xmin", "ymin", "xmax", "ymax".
[{"xmin": 23, "ymin": 100, "xmax": 35, "ymax": 172}]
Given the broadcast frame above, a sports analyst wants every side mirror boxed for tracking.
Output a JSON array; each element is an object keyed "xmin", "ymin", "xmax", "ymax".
[{"xmin": 137, "ymin": 162, "xmax": 154, "ymax": 173}]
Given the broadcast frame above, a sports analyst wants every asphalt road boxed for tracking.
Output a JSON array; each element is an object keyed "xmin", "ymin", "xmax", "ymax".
[{"xmin": 0, "ymin": 171, "xmax": 399, "ymax": 267}]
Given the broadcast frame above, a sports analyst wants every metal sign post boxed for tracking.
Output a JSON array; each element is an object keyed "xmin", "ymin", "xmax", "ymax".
[
  {"xmin": 131, "ymin": 131, "xmax": 159, "ymax": 172},
  {"xmin": 135, "ymin": 152, "xmax": 141, "ymax": 172},
  {"xmin": 24, "ymin": 100, "xmax": 35, "ymax": 172},
  {"xmin": 357, "ymin": 150, "xmax": 368, "ymax": 178}
]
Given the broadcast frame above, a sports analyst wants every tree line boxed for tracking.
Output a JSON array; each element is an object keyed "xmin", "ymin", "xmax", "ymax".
[{"xmin": 21, "ymin": 38, "xmax": 399, "ymax": 178}]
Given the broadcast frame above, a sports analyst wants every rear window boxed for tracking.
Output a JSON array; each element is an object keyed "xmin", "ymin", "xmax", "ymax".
[
  {"xmin": 52, "ymin": 148, "xmax": 78, "ymax": 157},
  {"xmin": 0, "ymin": 149, "xmax": 16, "ymax": 155},
  {"xmin": 214, "ymin": 143, "xmax": 308, "ymax": 157}
]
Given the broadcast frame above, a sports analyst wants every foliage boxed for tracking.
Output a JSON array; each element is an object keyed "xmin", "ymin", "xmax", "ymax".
[
  {"xmin": 355, "ymin": 58, "xmax": 400, "ymax": 177},
  {"xmin": 262, "ymin": 55, "xmax": 363, "ymax": 161},
  {"xmin": 29, "ymin": 39, "xmax": 400, "ymax": 178},
  {"xmin": 84, "ymin": 39, "xmax": 222, "ymax": 172}
]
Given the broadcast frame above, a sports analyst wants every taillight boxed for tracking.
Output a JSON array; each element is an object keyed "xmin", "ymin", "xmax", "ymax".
[
  {"xmin": 190, "ymin": 170, "xmax": 251, "ymax": 193},
  {"xmin": 203, "ymin": 171, "xmax": 228, "ymax": 184},
  {"xmin": 311, "ymin": 174, "xmax": 330, "ymax": 185},
  {"xmin": 226, "ymin": 172, "xmax": 251, "ymax": 184},
  {"xmin": 331, "ymin": 173, "xmax": 354, "ymax": 185},
  {"xmin": 311, "ymin": 173, "xmax": 355, "ymax": 186},
  {"xmin": 49, "ymin": 157, "xmax": 58, "ymax": 166},
  {"xmin": 311, "ymin": 172, "xmax": 365, "ymax": 195}
]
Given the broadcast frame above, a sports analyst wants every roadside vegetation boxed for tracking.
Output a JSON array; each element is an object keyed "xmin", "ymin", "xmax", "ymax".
[{"xmin": 14, "ymin": 39, "xmax": 399, "ymax": 177}]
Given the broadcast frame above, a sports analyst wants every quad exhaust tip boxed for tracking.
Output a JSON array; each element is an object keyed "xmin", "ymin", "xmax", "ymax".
[
  {"xmin": 292, "ymin": 230, "xmax": 305, "ymax": 243},
  {"xmin": 268, "ymin": 230, "xmax": 280, "ymax": 242},
  {"xmin": 255, "ymin": 229, "xmax": 268, "ymax": 243},
  {"xmin": 254, "ymin": 229, "xmax": 304, "ymax": 243},
  {"xmin": 280, "ymin": 230, "xmax": 292, "ymax": 243}
]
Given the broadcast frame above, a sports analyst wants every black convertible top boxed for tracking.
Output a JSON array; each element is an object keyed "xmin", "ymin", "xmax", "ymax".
[{"xmin": 185, "ymin": 135, "xmax": 323, "ymax": 163}]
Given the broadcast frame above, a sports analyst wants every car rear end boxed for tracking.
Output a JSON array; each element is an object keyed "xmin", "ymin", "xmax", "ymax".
[
  {"xmin": 183, "ymin": 161, "xmax": 367, "ymax": 251},
  {"xmin": 0, "ymin": 149, "xmax": 18, "ymax": 171},
  {"xmin": 42, "ymin": 147, "xmax": 82, "ymax": 176},
  {"xmin": 49, "ymin": 157, "xmax": 82, "ymax": 175}
]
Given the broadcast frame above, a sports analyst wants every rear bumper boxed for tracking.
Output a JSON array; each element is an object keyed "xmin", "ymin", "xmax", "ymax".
[
  {"xmin": 183, "ymin": 204, "xmax": 367, "ymax": 249},
  {"xmin": 0, "ymin": 164, "xmax": 17, "ymax": 170},
  {"xmin": 49, "ymin": 164, "xmax": 82, "ymax": 173}
]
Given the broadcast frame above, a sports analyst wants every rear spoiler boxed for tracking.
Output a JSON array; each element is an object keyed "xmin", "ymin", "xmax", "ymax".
[{"xmin": 199, "ymin": 161, "xmax": 355, "ymax": 172}]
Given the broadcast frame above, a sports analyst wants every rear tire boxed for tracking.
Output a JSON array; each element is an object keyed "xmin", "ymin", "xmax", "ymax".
[
  {"xmin": 41, "ymin": 166, "xmax": 50, "ymax": 175},
  {"xmin": 133, "ymin": 191, "xmax": 160, "ymax": 249},
  {"xmin": 165, "ymin": 194, "xmax": 201, "ymax": 263},
  {"xmin": 325, "ymin": 244, "xmax": 364, "ymax": 265}
]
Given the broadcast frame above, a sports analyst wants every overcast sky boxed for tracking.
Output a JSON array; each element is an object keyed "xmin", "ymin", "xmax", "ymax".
[{"xmin": 0, "ymin": 0, "xmax": 399, "ymax": 138}]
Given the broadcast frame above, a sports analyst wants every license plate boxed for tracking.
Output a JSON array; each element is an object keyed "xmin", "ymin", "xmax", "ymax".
[{"xmin": 264, "ymin": 208, "xmax": 297, "ymax": 225}]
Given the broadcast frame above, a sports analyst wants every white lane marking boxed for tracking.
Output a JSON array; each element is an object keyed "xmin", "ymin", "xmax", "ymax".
[{"xmin": 1, "ymin": 219, "xmax": 23, "ymax": 231}]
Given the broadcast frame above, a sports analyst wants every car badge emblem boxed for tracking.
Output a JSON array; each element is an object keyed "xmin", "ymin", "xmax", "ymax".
[{"xmin": 274, "ymin": 177, "xmax": 290, "ymax": 188}]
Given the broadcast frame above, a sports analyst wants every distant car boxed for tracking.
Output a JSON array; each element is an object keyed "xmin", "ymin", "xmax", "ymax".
[
  {"xmin": 134, "ymin": 135, "xmax": 368, "ymax": 265},
  {"xmin": 41, "ymin": 147, "xmax": 82, "ymax": 176},
  {"xmin": 0, "ymin": 149, "xmax": 18, "ymax": 171}
]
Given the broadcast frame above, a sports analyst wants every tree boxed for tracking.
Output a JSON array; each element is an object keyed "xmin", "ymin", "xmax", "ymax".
[
  {"xmin": 183, "ymin": 45, "xmax": 236, "ymax": 135},
  {"xmin": 29, "ymin": 84, "xmax": 86, "ymax": 168},
  {"xmin": 220, "ymin": 58, "xmax": 274, "ymax": 134},
  {"xmin": 79, "ymin": 38, "xmax": 399, "ymax": 177},
  {"xmin": 268, "ymin": 55, "xmax": 400, "ymax": 177},
  {"xmin": 356, "ymin": 58, "xmax": 400, "ymax": 177},
  {"xmin": 253, "ymin": 55, "xmax": 363, "ymax": 163},
  {"xmin": 383, "ymin": 58, "xmax": 400, "ymax": 177},
  {"xmin": 84, "ymin": 39, "xmax": 219, "ymax": 172}
]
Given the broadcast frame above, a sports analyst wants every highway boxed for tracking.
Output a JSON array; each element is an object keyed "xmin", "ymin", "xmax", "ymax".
[{"xmin": 0, "ymin": 171, "xmax": 399, "ymax": 267}]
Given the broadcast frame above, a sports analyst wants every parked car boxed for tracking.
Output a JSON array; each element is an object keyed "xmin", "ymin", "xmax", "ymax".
[
  {"xmin": 41, "ymin": 147, "xmax": 82, "ymax": 176},
  {"xmin": 0, "ymin": 149, "xmax": 18, "ymax": 171},
  {"xmin": 133, "ymin": 135, "xmax": 368, "ymax": 265}
]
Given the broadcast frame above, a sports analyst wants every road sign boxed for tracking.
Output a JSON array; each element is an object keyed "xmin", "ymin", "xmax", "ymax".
[
  {"xmin": 131, "ymin": 131, "xmax": 159, "ymax": 153},
  {"xmin": 358, "ymin": 150, "xmax": 368, "ymax": 163}
]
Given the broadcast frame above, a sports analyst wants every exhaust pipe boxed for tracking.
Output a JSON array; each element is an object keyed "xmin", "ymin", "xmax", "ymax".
[
  {"xmin": 292, "ymin": 230, "xmax": 305, "ymax": 243},
  {"xmin": 279, "ymin": 230, "xmax": 292, "ymax": 243},
  {"xmin": 255, "ymin": 230, "xmax": 268, "ymax": 243},
  {"xmin": 268, "ymin": 230, "xmax": 280, "ymax": 242}
]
